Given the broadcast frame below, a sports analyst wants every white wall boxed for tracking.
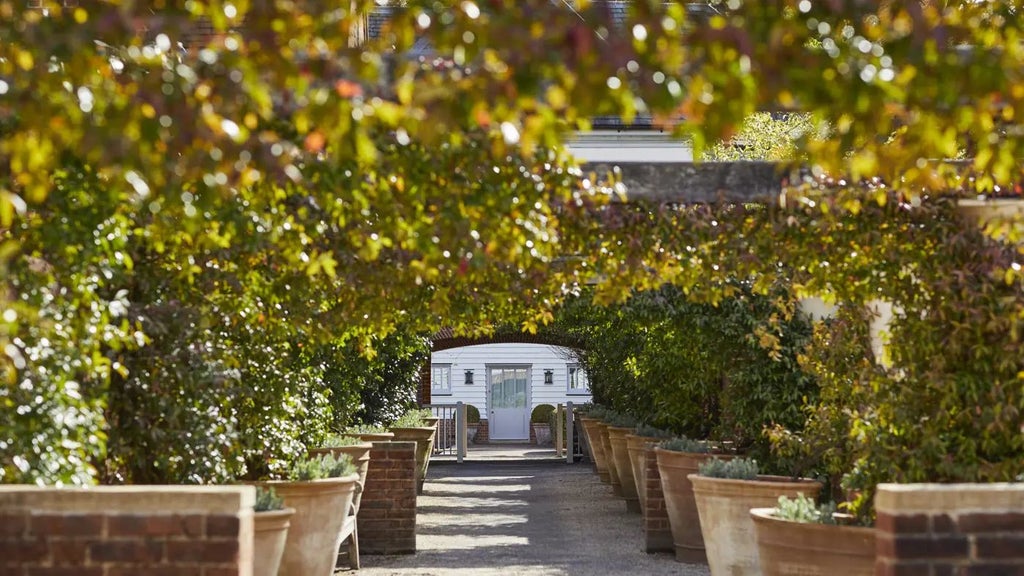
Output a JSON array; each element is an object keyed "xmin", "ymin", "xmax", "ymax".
[{"xmin": 430, "ymin": 343, "xmax": 592, "ymax": 414}]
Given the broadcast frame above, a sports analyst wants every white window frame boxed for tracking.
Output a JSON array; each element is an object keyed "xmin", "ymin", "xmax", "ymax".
[
  {"xmin": 431, "ymin": 364, "xmax": 452, "ymax": 395},
  {"xmin": 567, "ymin": 364, "xmax": 590, "ymax": 395}
]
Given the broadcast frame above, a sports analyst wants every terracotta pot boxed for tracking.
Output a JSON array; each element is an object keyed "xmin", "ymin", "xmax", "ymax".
[
  {"xmin": 341, "ymin": 432, "xmax": 394, "ymax": 442},
  {"xmin": 309, "ymin": 442, "xmax": 372, "ymax": 514},
  {"xmin": 595, "ymin": 421, "xmax": 622, "ymax": 496},
  {"xmin": 389, "ymin": 425, "xmax": 436, "ymax": 494},
  {"xmin": 690, "ymin": 474, "xmax": 822, "ymax": 576},
  {"xmin": 257, "ymin": 474, "xmax": 360, "ymax": 576},
  {"xmin": 607, "ymin": 426, "xmax": 640, "ymax": 513},
  {"xmin": 625, "ymin": 434, "xmax": 662, "ymax": 512},
  {"xmin": 253, "ymin": 507, "xmax": 295, "ymax": 576},
  {"xmin": 655, "ymin": 449, "xmax": 735, "ymax": 563},
  {"xmin": 750, "ymin": 508, "xmax": 876, "ymax": 576},
  {"xmin": 579, "ymin": 417, "xmax": 610, "ymax": 483}
]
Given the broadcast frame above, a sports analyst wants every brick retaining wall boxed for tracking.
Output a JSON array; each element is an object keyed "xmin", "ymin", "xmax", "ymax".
[
  {"xmin": 643, "ymin": 445, "xmax": 674, "ymax": 553},
  {"xmin": 0, "ymin": 486, "xmax": 254, "ymax": 575},
  {"xmin": 359, "ymin": 441, "xmax": 417, "ymax": 555},
  {"xmin": 875, "ymin": 483, "xmax": 1024, "ymax": 576}
]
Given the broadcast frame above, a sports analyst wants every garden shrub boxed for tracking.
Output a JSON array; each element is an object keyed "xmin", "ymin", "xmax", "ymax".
[
  {"xmin": 774, "ymin": 494, "xmax": 837, "ymax": 525},
  {"xmin": 699, "ymin": 457, "xmax": 759, "ymax": 480},
  {"xmin": 530, "ymin": 404, "xmax": 555, "ymax": 424},
  {"xmin": 466, "ymin": 404, "xmax": 481, "ymax": 424},
  {"xmin": 635, "ymin": 424, "xmax": 675, "ymax": 439},
  {"xmin": 287, "ymin": 453, "xmax": 355, "ymax": 481},
  {"xmin": 255, "ymin": 487, "xmax": 285, "ymax": 512},
  {"xmin": 659, "ymin": 437, "xmax": 711, "ymax": 454}
]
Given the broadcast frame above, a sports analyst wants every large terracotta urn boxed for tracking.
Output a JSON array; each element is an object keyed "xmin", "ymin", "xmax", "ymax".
[
  {"xmin": 390, "ymin": 424, "xmax": 437, "ymax": 494},
  {"xmin": 750, "ymin": 508, "xmax": 876, "ymax": 576},
  {"xmin": 257, "ymin": 474, "xmax": 360, "ymax": 576},
  {"xmin": 607, "ymin": 426, "xmax": 640, "ymax": 513},
  {"xmin": 309, "ymin": 442, "xmax": 373, "ymax": 515},
  {"xmin": 579, "ymin": 417, "xmax": 611, "ymax": 483},
  {"xmin": 595, "ymin": 421, "xmax": 622, "ymax": 496},
  {"xmin": 253, "ymin": 507, "xmax": 295, "ymax": 576},
  {"xmin": 654, "ymin": 449, "xmax": 734, "ymax": 563},
  {"xmin": 625, "ymin": 434, "xmax": 664, "ymax": 513},
  {"xmin": 690, "ymin": 474, "xmax": 822, "ymax": 576}
]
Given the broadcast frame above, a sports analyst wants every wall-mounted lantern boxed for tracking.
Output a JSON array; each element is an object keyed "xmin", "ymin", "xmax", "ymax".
[
  {"xmin": 543, "ymin": 369, "xmax": 554, "ymax": 385},
  {"xmin": 465, "ymin": 369, "xmax": 474, "ymax": 385}
]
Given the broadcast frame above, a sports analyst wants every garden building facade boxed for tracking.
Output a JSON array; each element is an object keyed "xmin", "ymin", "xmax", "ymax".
[{"xmin": 429, "ymin": 342, "xmax": 591, "ymax": 442}]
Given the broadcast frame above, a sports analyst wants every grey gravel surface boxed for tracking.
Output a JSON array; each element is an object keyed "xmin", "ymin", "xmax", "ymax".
[{"xmin": 348, "ymin": 460, "xmax": 711, "ymax": 576}]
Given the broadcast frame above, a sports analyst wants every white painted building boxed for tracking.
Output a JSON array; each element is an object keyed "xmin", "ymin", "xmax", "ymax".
[{"xmin": 430, "ymin": 343, "xmax": 591, "ymax": 441}]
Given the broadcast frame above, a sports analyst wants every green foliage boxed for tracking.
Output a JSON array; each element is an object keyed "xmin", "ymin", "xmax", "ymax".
[
  {"xmin": 320, "ymin": 435, "xmax": 366, "ymax": 448},
  {"xmin": 555, "ymin": 283, "xmax": 816, "ymax": 468},
  {"xmin": 605, "ymin": 412, "xmax": 639, "ymax": 428},
  {"xmin": 531, "ymin": 404, "xmax": 555, "ymax": 424},
  {"xmin": 321, "ymin": 329, "xmax": 429, "ymax": 429},
  {"xmin": 286, "ymin": 453, "xmax": 355, "ymax": 482},
  {"xmin": 391, "ymin": 408, "xmax": 434, "ymax": 428},
  {"xmin": 254, "ymin": 487, "xmax": 285, "ymax": 513},
  {"xmin": 699, "ymin": 457, "xmax": 759, "ymax": 480},
  {"xmin": 635, "ymin": 424, "xmax": 675, "ymax": 439},
  {"xmin": 659, "ymin": 437, "xmax": 711, "ymax": 454},
  {"xmin": 465, "ymin": 404, "xmax": 481, "ymax": 424},
  {"xmin": 774, "ymin": 494, "xmax": 837, "ymax": 526},
  {"xmin": 345, "ymin": 424, "xmax": 389, "ymax": 435}
]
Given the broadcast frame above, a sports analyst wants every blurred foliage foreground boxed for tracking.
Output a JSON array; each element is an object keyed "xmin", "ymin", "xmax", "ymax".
[{"xmin": 1, "ymin": 2, "xmax": 1023, "ymax": 492}]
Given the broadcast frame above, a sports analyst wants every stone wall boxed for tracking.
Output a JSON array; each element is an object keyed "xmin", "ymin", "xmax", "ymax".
[
  {"xmin": 359, "ymin": 441, "xmax": 418, "ymax": 555},
  {"xmin": 0, "ymin": 485, "xmax": 254, "ymax": 575},
  {"xmin": 643, "ymin": 445, "xmax": 674, "ymax": 553},
  {"xmin": 875, "ymin": 483, "xmax": 1024, "ymax": 575}
]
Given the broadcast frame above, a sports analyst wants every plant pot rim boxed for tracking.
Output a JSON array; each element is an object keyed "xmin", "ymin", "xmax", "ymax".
[
  {"xmin": 626, "ymin": 433, "xmax": 670, "ymax": 442},
  {"xmin": 688, "ymin": 473, "xmax": 820, "ymax": 488},
  {"xmin": 389, "ymin": 426, "xmax": 436, "ymax": 431},
  {"xmin": 653, "ymin": 446, "xmax": 733, "ymax": 456},
  {"xmin": 750, "ymin": 507, "xmax": 876, "ymax": 534},
  {"xmin": 606, "ymin": 425, "xmax": 637, "ymax": 433},
  {"xmin": 311, "ymin": 442, "xmax": 373, "ymax": 450},
  {"xmin": 254, "ymin": 506, "xmax": 296, "ymax": 519},
  {"xmin": 258, "ymin": 473, "xmax": 360, "ymax": 488}
]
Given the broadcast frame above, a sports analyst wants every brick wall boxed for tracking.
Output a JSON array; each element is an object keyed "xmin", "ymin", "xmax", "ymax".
[
  {"xmin": 473, "ymin": 419, "xmax": 490, "ymax": 444},
  {"xmin": 643, "ymin": 445, "xmax": 674, "ymax": 553},
  {"xmin": 0, "ymin": 486, "xmax": 254, "ymax": 576},
  {"xmin": 875, "ymin": 483, "xmax": 1024, "ymax": 576},
  {"xmin": 359, "ymin": 441, "xmax": 417, "ymax": 555}
]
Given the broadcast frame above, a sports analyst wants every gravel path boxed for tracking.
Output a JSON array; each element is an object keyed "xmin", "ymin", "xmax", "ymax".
[{"xmin": 349, "ymin": 460, "xmax": 711, "ymax": 576}]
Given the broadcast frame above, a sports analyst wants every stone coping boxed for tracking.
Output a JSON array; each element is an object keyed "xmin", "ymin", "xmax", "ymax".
[
  {"xmin": 876, "ymin": 482, "xmax": 1024, "ymax": 513},
  {"xmin": 0, "ymin": 485, "xmax": 255, "ymax": 514}
]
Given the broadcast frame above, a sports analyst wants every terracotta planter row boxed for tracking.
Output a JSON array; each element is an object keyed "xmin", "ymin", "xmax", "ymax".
[
  {"xmin": 390, "ymin": 417, "xmax": 438, "ymax": 494},
  {"xmin": 251, "ymin": 426, "xmax": 416, "ymax": 576},
  {"xmin": 578, "ymin": 412, "xmax": 876, "ymax": 576}
]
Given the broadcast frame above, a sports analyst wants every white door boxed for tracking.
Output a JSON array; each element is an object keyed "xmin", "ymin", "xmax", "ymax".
[{"xmin": 488, "ymin": 366, "xmax": 530, "ymax": 440}]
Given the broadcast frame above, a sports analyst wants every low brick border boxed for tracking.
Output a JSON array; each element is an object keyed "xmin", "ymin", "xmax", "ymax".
[
  {"xmin": 0, "ymin": 485, "xmax": 254, "ymax": 575},
  {"xmin": 875, "ymin": 482, "xmax": 1024, "ymax": 575},
  {"xmin": 643, "ymin": 444, "xmax": 673, "ymax": 553},
  {"xmin": 358, "ymin": 441, "xmax": 418, "ymax": 555}
]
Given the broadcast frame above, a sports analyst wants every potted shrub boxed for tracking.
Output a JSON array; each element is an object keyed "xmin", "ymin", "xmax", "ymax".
[
  {"xmin": 310, "ymin": 436, "xmax": 373, "ymax": 570},
  {"xmin": 625, "ymin": 424, "xmax": 674, "ymax": 513},
  {"xmin": 595, "ymin": 411, "xmax": 624, "ymax": 496},
  {"xmin": 653, "ymin": 436, "xmax": 733, "ymax": 563},
  {"xmin": 389, "ymin": 408, "xmax": 437, "ymax": 494},
  {"xmin": 530, "ymin": 404, "xmax": 555, "ymax": 446},
  {"xmin": 578, "ymin": 406, "xmax": 611, "ymax": 483},
  {"xmin": 341, "ymin": 423, "xmax": 394, "ymax": 442},
  {"xmin": 466, "ymin": 404, "xmax": 481, "ymax": 443},
  {"xmin": 605, "ymin": 412, "xmax": 641, "ymax": 512},
  {"xmin": 253, "ymin": 487, "xmax": 295, "ymax": 576},
  {"xmin": 751, "ymin": 494, "xmax": 875, "ymax": 576},
  {"xmin": 311, "ymin": 436, "xmax": 373, "ymax": 516},
  {"xmin": 257, "ymin": 453, "xmax": 359, "ymax": 576},
  {"xmin": 690, "ymin": 458, "xmax": 822, "ymax": 576}
]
